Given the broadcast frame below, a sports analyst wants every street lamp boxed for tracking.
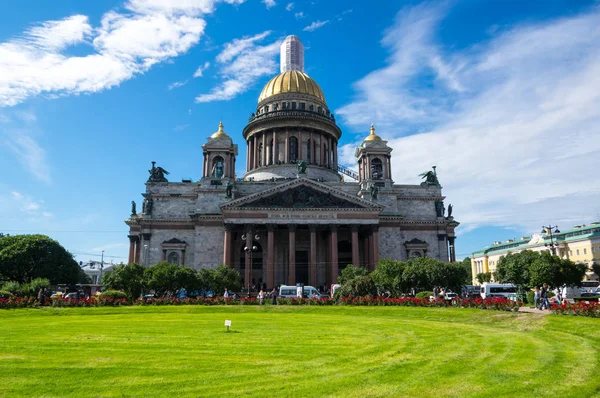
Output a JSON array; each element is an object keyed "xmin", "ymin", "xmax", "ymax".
[
  {"xmin": 241, "ymin": 232, "xmax": 260, "ymax": 296},
  {"xmin": 99, "ymin": 250, "xmax": 105, "ymax": 286},
  {"xmin": 541, "ymin": 225, "xmax": 560, "ymax": 255}
]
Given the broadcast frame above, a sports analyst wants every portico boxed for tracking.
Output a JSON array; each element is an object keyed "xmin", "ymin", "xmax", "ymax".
[{"xmin": 220, "ymin": 178, "xmax": 382, "ymax": 290}]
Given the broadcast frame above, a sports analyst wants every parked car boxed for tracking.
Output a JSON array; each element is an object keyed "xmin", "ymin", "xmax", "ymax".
[
  {"xmin": 64, "ymin": 292, "xmax": 83, "ymax": 299},
  {"xmin": 444, "ymin": 292, "xmax": 458, "ymax": 300}
]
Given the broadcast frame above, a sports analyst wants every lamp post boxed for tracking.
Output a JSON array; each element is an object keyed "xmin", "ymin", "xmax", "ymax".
[
  {"xmin": 99, "ymin": 250, "xmax": 105, "ymax": 286},
  {"xmin": 241, "ymin": 231, "xmax": 260, "ymax": 296},
  {"xmin": 541, "ymin": 225, "xmax": 561, "ymax": 255}
]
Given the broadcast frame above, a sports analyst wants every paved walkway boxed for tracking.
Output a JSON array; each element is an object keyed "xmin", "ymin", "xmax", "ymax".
[{"xmin": 519, "ymin": 306, "xmax": 551, "ymax": 315}]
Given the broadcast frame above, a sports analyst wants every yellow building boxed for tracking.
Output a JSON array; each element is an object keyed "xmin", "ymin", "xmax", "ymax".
[{"xmin": 471, "ymin": 223, "xmax": 600, "ymax": 285}]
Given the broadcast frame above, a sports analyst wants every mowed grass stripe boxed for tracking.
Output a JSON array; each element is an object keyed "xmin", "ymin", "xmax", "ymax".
[{"xmin": 0, "ymin": 306, "xmax": 599, "ymax": 397}]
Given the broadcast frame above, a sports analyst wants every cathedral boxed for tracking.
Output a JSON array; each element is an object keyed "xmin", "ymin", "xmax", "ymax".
[{"xmin": 126, "ymin": 36, "xmax": 459, "ymax": 291}]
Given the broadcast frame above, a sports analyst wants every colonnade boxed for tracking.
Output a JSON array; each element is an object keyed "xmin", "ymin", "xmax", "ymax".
[
  {"xmin": 246, "ymin": 129, "xmax": 338, "ymax": 171},
  {"xmin": 222, "ymin": 223, "xmax": 379, "ymax": 290}
]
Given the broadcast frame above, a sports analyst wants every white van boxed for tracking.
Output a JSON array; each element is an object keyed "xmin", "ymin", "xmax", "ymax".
[
  {"xmin": 480, "ymin": 283, "xmax": 516, "ymax": 299},
  {"xmin": 279, "ymin": 285, "xmax": 321, "ymax": 298}
]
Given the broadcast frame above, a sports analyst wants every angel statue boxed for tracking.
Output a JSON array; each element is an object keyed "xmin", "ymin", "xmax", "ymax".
[
  {"xmin": 147, "ymin": 161, "xmax": 170, "ymax": 183},
  {"xmin": 130, "ymin": 201, "xmax": 137, "ymax": 216},
  {"xmin": 369, "ymin": 183, "xmax": 379, "ymax": 201},
  {"xmin": 297, "ymin": 160, "xmax": 307, "ymax": 174},
  {"xmin": 419, "ymin": 166, "xmax": 441, "ymax": 188}
]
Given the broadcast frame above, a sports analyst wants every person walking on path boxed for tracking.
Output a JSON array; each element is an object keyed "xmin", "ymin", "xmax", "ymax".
[
  {"xmin": 271, "ymin": 287, "xmax": 277, "ymax": 305},
  {"xmin": 37, "ymin": 288, "xmax": 44, "ymax": 306},
  {"xmin": 223, "ymin": 288, "xmax": 229, "ymax": 298},
  {"xmin": 539, "ymin": 283, "xmax": 550, "ymax": 310},
  {"xmin": 534, "ymin": 287, "xmax": 540, "ymax": 308},
  {"xmin": 258, "ymin": 289, "xmax": 264, "ymax": 305}
]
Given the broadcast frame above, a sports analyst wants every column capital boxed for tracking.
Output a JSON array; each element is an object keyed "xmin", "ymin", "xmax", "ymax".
[
  {"xmin": 330, "ymin": 225, "xmax": 338, "ymax": 233},
  {"xmin": 309, "ymin": 224, "xmax": 318, "ymax": 232},
  {"xmin": 224, "ymin": 223, "xmax": 235, "ymax": 232},
  {"xmin": 351, "ymin": 225, "xmax": 360, "ymax": 233},
  {"xmin": 267, "ymin": 224, "xmax": 276, "ymax": 232},
  {"xmin": 371, "ymin": 225, "xmax": 379, "ymax": 233},
  {"xmin": 288, "ymin": 224, "xmax": 297, "ymax": 232},
  {"xmin": 128, "ymin": 235, "xmax": 140, "ymax": 242}
]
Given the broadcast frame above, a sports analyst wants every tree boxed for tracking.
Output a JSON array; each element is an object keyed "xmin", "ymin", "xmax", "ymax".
[
  {"xmin": 530, "ymin": 252, "xmax": 586, "ymax": 288},
  {"xmin": 592, "ymin": 262, "xmax": 600, "ymax": 278},
  {"xmin": 371, "ymin": 259, "xmax": 407, "ymax": 297},
  {"xmin": 145, "ymin": 262, "xmax": 182, "ymax": 297},
  {"xmin": 0, "ymin": 234, "xmax": 84, "ymax": 284},
  {"xmin": 459, "ymin": 257, "xmax": 473, "ymax": 285},
  {"xmin": 212, "ymin": 265, "xmax": 242, "ymax": 295},
  {"xmin": 401, "ymin": 257, "xmax": 467, "ymax": 293},
  {"xmin": 197, "ymin": 268, "xmax": 215, "ymax": 297},
  {"xmin": 476, "ymin": 272, "xmax": 492, "ymax": 284},
  {"xmin": 495, "ymin": 251, "xmax": 539, "ymax": 288},
  {"xmin": 338, "ymin": 264, "xmax": 369, "ymax": 285},
  {"xmin": 102, "ymin": 263, "xmax": 147, "ymax": 300},
  {"xmin": 176, "ymin": 266, "xmax": 201, "ymax": 297},
  {"xmin": 337, "ymin": 275, "xmax": 377, "ymax": 297}
]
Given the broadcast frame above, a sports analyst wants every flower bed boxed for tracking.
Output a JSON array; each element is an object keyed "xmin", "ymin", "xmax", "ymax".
[
  {"xmin": 0, "ymin": 295, "xmax": 520, "ymax": 312},
  {"xmin": 551, "ymin": 301, "xmax": 600, "ymax": 317}
]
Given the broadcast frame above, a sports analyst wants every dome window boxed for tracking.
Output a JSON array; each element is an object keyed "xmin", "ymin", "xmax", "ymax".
[
  {"xmin": 309, "ymin": 104, "xmax": 314, "ymax": 111},
  {"xmin": 300, "ymin": 102, "xmax": 306, "ymax": 110},
  {"xmin": 264, "ymin": 105, "xmax": 269, "ymax": 113},
  {"xmin": 292, "ymin": 102, "xmax": 297, "ymax": 110}
]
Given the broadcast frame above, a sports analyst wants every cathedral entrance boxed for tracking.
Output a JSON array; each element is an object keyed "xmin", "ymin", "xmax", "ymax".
[
  {"xmin": 295, "ymin": 250, "xmax": 309, "ymax": 285},
  {"xmin": 238, "ymin": 242, "xmax": 263, "ymax": 291}
]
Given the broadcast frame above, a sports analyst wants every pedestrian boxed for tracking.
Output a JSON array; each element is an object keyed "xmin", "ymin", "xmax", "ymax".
[
  {"xmin": 271, "ymin": 287, "xmax": 277, "ymax": 305},
  {"xmin": 224, "ymin": 288, "xmax": 229, "ymax": 298},
  {"xmin": 539, "ymin": 283, "xmax": 550, "ymax": 310},
  {"xmin": 433, "ymin": 286, "xmax": 439, "ymax": 300},
  {"xmin": 258, "ymin": 289, "xmax": 264, "ymax": 305},
  {"xmin": 534, "ymin": 287, "xmax": 540, "ymax": 308},
  {"xmin": 555, "ymin": 289, "xmax": 562, "ymax": 305},
  {"xmin": 37, "ymin": 288, "xmax": 44, "ymax": 306}
]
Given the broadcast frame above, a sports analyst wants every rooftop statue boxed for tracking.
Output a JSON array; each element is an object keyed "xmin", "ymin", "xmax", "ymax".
[
  {"xmin": 370, "ymin": 183, "xmax": 379, "ymax": 201},
  {"xmin": 297, "ymin": 160, "xmax": 307, "ymax": 174},
  {"xmin": 447, "ymin": 204, "xmax": 453, "ymax": 219},
  {"xmin": 130, "ymin": 201, "xmax": 137, "ymax": 216},
  {"xmin": 419, "ymin": 166, "xmax": 440, "ymax": 188},
  {"xmin": 226, "ymin": 180, "xmax": 233, "ymax": 198},
  {"xmin": 148, "ymin": 161, "xmax": 170, "ymax": 183}
]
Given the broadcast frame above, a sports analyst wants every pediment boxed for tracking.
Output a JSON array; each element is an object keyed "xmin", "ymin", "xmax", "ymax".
[{"xmin": 221, "ymin": 178, "xmax": 382, "ymax": 211}]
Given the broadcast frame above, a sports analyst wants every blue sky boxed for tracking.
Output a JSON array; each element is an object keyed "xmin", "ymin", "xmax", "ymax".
[{"xmin": 1, "ymin": 0, "xmax": 600, "ymax": 265}]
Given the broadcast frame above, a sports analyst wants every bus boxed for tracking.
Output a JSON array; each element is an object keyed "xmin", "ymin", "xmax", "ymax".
[{"xmin": 480, "ymin": 283, "xmax": 516, "ymax": 299}]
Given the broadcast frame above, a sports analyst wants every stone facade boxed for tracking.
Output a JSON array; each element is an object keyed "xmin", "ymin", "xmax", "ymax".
[{"xmin": 125, "ymin": 41, "xmax": 459, "ymax": 291}]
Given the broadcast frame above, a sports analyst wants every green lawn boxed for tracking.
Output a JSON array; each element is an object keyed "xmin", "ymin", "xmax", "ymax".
[{"xmin": 0, "ymin": 306, "xmax": 599, "ymax": 398}]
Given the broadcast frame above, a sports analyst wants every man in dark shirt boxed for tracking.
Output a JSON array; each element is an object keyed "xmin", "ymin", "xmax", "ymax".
[{"xmin": 539, "ymin": 283, "xmax": 549, "ymax": 310}]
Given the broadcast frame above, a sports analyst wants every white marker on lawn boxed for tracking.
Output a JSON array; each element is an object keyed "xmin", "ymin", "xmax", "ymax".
[{"xmin": 225, "ymin": 320, "xmax": 231, "ymax": 332}]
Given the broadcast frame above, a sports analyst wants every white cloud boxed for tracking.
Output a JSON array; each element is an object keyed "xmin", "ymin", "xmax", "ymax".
[
  {"xmin": 286, "ymin": 3, "xmax": 294, "ymax": 11},
  {"xmin": 195, "ymin": 31, "xmax": 281, "ymax": 102},
  {"xmin": 0, "ymin": 0, "xmax": 244, "ymax": 107},
  {"xmin": 303, "ymin": 20, "xmax": 329, "ymax": 32},
  {"xmin": 193, "ymin": 61, "xmax": 211, "ymax": 77},
  {"xmin": 337, "ymin": 4, "xmax": 600, "ymax": 233},
  {"xmin": 295, "ymin": 12, "xmax": 305, "ymax": 19},
  {"xmin": 5, "ymin": 133, "xmax": 51, "ymax": 184},
  {"xmin": 174, "ymin": 124, "xmax": 190, "ymax": 131},
  {"xmin": 168, "ymin": 80, "xmax": 188, "ymax": 90},
  {"xmin": 262, "ymin": 0, "xmax": 276, "ymax": 9},
  {"xmin": 9, "ymin": 191, "xmax": 51, "ymax": 217}
]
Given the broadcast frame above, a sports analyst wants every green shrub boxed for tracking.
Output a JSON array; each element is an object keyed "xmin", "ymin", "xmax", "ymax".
[
  {"xmin": 1, "ymin": 281, "xmax": 22, "ymax": 295},
  {"xmin": 0, "ymin": 290, "xmax": 14, "ymax": 299},
  {"xmin": 100, "ymin": 290, "xmax": 127, "ymax": 299},
  {"xmin": 20, "ymin": 278, "xmax": 51, "ymax": 297},
  {"xmin": 415, "ymin": 291, "xmax": 433, "ymax": 299},
  {"xmin": 338, "ymin": 276, "xmax": 377, "ymax": 298},
  {"xmin": 526, "ymin": 291, "xmax": 535, "ymax": 305}
]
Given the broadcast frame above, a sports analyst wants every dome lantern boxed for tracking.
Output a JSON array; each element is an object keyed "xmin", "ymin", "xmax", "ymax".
[{"xmin": 210, "ymin": 121, "xmax": 231, "ymax": 140}]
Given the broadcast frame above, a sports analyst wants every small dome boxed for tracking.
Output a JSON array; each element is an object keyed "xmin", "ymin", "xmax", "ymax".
[
  {"xmin": 258, "ymin": 70, "xmax": 325, "ymax": 103},
  {"xmin": 364, "ymin": 124, "xmax": 382, "ymax": 141},
  {"xmin": 210, "ymin": 121, "xmax": 230, "ymax": 139}
]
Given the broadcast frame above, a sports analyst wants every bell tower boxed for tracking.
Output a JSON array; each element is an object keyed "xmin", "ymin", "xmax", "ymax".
[
  {"xmin": 355, "ymin": 124, "xmax": 393, "ymax": 188},
  {"xmin": 202, "ymin": 122, "xmax": 238, "ymax": 179}
]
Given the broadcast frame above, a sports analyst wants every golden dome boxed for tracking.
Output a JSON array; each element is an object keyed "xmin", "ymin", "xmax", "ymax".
[
  {"xmin": 210, "ymin": 121, "xmax": 230, "ymax": 139},
  {"xmin": 364, "ymin": 124, "xmax": 382, "ymax": 141},
  {"xmin": 258, "ymin": 70, "xmax": 326, "ymax": 103}
]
